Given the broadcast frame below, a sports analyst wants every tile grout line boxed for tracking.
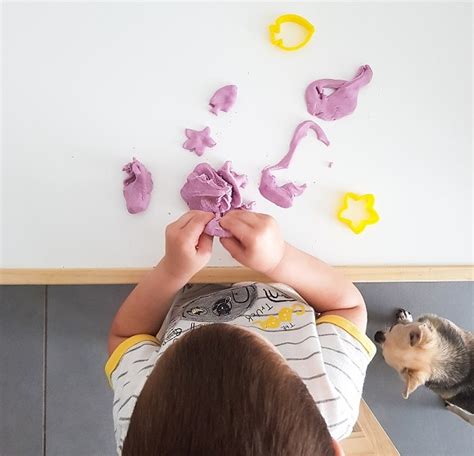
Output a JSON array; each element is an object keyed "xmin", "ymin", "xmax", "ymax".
[{"xmin": 42, "ymin": 285, "xmax": 48, "ymax": 456}]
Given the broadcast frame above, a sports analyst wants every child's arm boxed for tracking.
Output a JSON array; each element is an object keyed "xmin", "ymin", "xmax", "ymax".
[
  {"xmin": 219, "ymin": 210, "xmax": 367, "ymax": 331},
  {"xmin": 107, "ymin": 211, "xmax": 214, "ymax": 355}
]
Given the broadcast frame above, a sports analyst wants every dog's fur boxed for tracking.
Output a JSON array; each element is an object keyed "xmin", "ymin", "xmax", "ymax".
[{"xmin": 374, "ymin": 309, "xmax": 473, "ymax": 419}]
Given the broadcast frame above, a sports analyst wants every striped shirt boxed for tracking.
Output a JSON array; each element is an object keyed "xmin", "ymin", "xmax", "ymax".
[{"xmin": 105, "ymin": 282, "xmax": 376, "ymax": 454}]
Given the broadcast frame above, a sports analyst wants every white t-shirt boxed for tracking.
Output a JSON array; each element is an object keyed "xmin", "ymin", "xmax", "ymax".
[{"xmin": 105, "ymin": 283, "xmax": 376, "ymax": 454}]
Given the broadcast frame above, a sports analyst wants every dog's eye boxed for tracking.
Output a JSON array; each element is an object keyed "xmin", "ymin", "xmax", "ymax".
[{"xmin": 400, "ymin": 367, "xmax": 408, "ymax": 374}]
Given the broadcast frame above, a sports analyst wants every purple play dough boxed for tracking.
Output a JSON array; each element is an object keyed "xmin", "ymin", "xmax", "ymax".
[
  {"xmin": 183, "ymin": 127, "xmax": 216, "ymax": 156},
  {"xmin": 305, "ymin": 65, "xmax": 373, "ymax": 121},
  {"xmin": 209, "ymin": 85, "xmax": 238, "ymax": 115},
  {"xmin": 204, "ymin": 216, "xmax": 230, "ymax": 238},
  {"xmin": 180, "ymin": 161, "xmax": 253, "ymax": 237},
  {"xmin": 259, "ymin": 121, "xmax": 329, "ymax": 208},
  {"xmin": 122, "ymin": 158, "xmax": 153, "ymax": 214}
]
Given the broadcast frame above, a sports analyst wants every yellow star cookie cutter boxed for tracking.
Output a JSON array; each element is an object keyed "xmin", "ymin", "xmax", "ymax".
[
  {"xmin": 269, "ymin": 14, "xmax": 315, "ymax": 51},
  {"xmin": 337, "ymin": 192, "xmax": 380, "ymax": 234}
]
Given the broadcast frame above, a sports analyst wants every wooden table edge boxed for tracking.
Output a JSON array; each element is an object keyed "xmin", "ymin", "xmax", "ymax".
[{"xmin": 0, "ymin": 265, "xmax": 472, "ymax": 285}]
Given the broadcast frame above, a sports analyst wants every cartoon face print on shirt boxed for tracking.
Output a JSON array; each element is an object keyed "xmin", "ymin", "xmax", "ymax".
[{"xmin": 181, "ymin": 284, "xmax": 258, "ymax": 323}]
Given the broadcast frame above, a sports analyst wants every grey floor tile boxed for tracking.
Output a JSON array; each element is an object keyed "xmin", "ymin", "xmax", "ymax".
[
  {"xmin": 0, "ymin": 286, "xmax": 45, "ymax": 456},
  {"xmin": 358, "ymin": 282, "xmax": 474, "ymax": 456},
  {"xmin": 45, "ymin": 285, "xmax": 133, "ymax": 456}
]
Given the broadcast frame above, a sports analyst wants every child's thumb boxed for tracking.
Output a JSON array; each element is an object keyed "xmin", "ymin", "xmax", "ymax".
[
  {"xmin": 197, "ymin": 233, "xmax": 213, "ymax": 255},
  {"xmin": 220, "ymin": 237, "xmax": 244, "ymax": 263}
]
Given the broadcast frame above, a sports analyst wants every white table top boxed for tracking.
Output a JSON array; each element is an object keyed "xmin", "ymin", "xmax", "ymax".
[{"xmin": 2, "ymin": 2, "xmax": 472, "ymax": 268}]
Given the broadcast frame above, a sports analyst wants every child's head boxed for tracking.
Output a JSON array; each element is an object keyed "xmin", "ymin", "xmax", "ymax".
[{"xmin": 123, "ymin": 324, "xmax": 338, "ymax": 456}]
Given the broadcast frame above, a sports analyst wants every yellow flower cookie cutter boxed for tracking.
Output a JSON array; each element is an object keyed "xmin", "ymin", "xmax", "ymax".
[
  {"xmin": 269, "ymin": 14, "xmax": 315, "ymax": 51},
  {"xmin": 337, "ymin": 192, "xmax": 380, "ymax": 234}
]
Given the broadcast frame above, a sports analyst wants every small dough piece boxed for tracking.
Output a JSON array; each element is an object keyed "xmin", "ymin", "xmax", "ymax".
[
  {"xmin": 122, "ymin": 158, "xmax": 153, "ymax": 214},
  {"xmin": 204, "ymin": 215, "xmax": 231, "ymax": 238},
  {"xmin": 183, "ymin": 127, "xmax": 216, "ymax": 156},
  {"xmin": 259, "ymin": 121, "xmax": 329, "ymax": 208},
  {"xmin": 259, "ymin": 176, "xmax": 306, "ymax": 209},
  {"xmin": 180, "ymin": 161, "xmax": 253, "ymax": 237},
  {"xmin": 209, "ymin": 85, "xmax": 238, "ymax": 115},
  {"xmin": 305, "ymin": 65, "xmax": 373, "ymax": 121}
]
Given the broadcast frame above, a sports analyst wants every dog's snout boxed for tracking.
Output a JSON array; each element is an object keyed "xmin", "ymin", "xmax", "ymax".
[{"xmin": 374, "ymin": 331, "xmax": 385, "ymax": 344}]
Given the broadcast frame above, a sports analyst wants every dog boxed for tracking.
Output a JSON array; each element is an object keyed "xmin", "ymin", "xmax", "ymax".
[{"xmin": 374, "ymin": 309, "xmax": 473, "ymax": 424}]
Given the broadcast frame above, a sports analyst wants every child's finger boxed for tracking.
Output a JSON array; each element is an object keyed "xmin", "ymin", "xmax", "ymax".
[
  {"xmin": 219, "ymin": 215, "xmax": 252, "ymax": 243},
  {"xmin": 220, "ymin": 236, "xmax": 244, "ymax": 262},
  {"xmin": 221, "ymin": 210, "xmax": 259, "ymax": 227},
  {"xmin": 197, "ymin": 233, "xmax": 213, "ymax": 255},
  {"xmin": 182, "ymin": 212, "xmax": 215, "ymax": 240},
  {"xmin": 171, "ymin": 210, "xmax": 198, "ymax": 228},
  {"xmin": 236, "ymin": 211, "xmax": 266, "ymax": 227}
]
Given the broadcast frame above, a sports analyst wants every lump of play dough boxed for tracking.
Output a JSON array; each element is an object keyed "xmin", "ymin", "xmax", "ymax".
[
  {"xmin": 209, "ymin": 85, "xmax": 238, "ymax": 115},
  {"xmin": 122, "ymin": 158, "xmax": 153, "ymax": 214},
  {"xmin": 305, "ymin": 65, "xmax": 373, "ymax": 121},
  {"xmin": 180, "ymin": 161, "xmax": 253, "ymax": 237},
  {"xmin": 259, "ymin": 177, "xmax": 306, "ymax": 209},
  {"xmin": 183, "ymin": 127, "xmax": 216, "ymax": 156},
  {"xmin": 204, "ymin": 215, "xmax": 230, "ymax": 238},
  {"xmin": 259, "ymin": 121, "xmax": 329, "ymax": 208}
]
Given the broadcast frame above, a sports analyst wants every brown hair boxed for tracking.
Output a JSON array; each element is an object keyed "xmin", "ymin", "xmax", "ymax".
[{"xmin": 123, "ymin": 324, "xmax": 335, "ymax": 456}]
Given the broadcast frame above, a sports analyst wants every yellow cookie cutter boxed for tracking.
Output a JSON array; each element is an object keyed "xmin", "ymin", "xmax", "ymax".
[
  {"xmin": 269, "ymin": 14, "xmax": 315, "ymax": 51},
  {"xmin": 337, "ymin": 192, "xmax": 380, "ymax": 234}
]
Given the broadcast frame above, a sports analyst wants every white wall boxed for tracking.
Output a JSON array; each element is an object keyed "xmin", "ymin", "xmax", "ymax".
[{"xmin": 1, "ymin": 2, "xmax": 472, "ymax": 267}]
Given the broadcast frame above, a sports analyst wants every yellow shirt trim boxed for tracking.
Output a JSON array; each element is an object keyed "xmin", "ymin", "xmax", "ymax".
[
  {"xmin": 104, "ymin": 334, "xmax": 159, "ymax": 386},
  {"xmin": 316, "ymin": 315, "xmax": 376, "ymax": 359}
]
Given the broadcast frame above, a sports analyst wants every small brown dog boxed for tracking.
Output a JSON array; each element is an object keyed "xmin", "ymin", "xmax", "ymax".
[{"xmin": 374, "ymin": 309, "xmax": 473, "ymax": 424}]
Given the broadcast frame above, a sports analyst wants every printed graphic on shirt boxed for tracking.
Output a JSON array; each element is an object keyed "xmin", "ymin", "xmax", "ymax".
[
  {"xmin": 254, "ymin": 303, "xmax": 305, "ymax": 329},
  {"xmin": 239, "ymin": 286, "xmax": 299, "ymax": 330},
  {"xmin": 180, "ymin": 284, "xmax": 258, "ymax": 323}
]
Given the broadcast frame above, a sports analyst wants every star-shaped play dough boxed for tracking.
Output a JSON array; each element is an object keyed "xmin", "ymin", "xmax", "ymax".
[
  {"xmin": 337, "ymin": 192, "xmax": 379, "ymax": 234},
  {"xmin": 183, "ymin": 127, "xmax": 216, "ymax": 156}
]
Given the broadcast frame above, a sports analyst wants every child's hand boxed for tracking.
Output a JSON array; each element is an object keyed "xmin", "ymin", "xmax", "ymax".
[
  {"xmin": 160, "ymin": 211, "xmax": 215, "ymax": 283},
  {"xmin": 219, "ymin": 211, "xmax": 287, "ymax": 275}
]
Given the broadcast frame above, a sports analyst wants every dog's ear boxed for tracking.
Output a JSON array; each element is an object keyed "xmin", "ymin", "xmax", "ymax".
[
  {"xmin": 374, "ymin": 331, "xmax": 385, "ymax": 344},
  {"xmin": 409, "ymin": 323, "xmax": 432, "ymax": 347},
  {"xmin": 409, "ymin": 327, "xmax": 421, "ymax": 346},
  {"xmin": 402, "ymin": 369, "xmax": 428, "ymax": 399}
]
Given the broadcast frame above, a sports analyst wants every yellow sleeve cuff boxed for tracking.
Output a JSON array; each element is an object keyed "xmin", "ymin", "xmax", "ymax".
[
  {"xmin": 104, "ymin": 334, "xmax": 159, "ymax": 386},
  {"xmin": 316, "ymin": 315, "xmax": 376, "ymax": 359}
]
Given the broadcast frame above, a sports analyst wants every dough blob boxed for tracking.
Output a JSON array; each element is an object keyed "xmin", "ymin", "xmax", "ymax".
[
  {"xmin": 180, "ymin": 161, "xmax": 253, "ymax": 237},
  {"xmin": 122, "ymin": 158, "xmax": 153, "ymax": 214},
  {"xmin": 209, "ymin": 85, "xmax": 238, "ymax": 115},
  {"xmin": 259, "ymin": 121, "xmax": 329, "ymax": 208},
  {"xmin": 305, "ymin": 65, "xmax": 373, "ymax": 121}
]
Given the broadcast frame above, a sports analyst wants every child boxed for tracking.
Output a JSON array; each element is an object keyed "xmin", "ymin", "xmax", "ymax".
[{"xmin": 106, "ymin": 210, "xmax": 375, "ymax": 455}]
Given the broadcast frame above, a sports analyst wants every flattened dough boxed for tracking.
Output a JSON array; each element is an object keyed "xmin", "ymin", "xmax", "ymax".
[
  {"xmin": 209, "ymin": 85, "xmax": 238, "ymax": 115},
  {"xmin": 259, "ymin": 121, "xmax": 329, "ymax": 208},
  {"xmin": 305, "ymin": 65, "xmax": 373, "ymax": 121}
]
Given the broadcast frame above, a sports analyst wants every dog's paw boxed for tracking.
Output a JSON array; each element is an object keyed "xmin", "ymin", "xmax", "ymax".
[{"xmin": 396, "ymin": 308, "xmax": 413, "ymax": 323}]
